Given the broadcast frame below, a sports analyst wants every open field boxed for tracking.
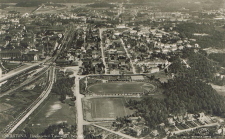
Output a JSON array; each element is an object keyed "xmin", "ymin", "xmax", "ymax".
[
  {"xmin": 88, "ymin": 82, "xmax": 155, "ymax": 94},
  {"xmin": 20, "ymin": 95, "xmax": 76, "ymax": 134},
  {"xmin": 83, "ymin": 97, "xmax": 136, "ymax": 121}
]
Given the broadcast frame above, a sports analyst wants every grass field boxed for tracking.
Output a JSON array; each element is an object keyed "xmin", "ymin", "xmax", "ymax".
[
  {"xmin": 84, "ymin": 97, "xmax": 135, "ymax": 121},
  {"xmin": 23, "ymin": 95, "xmax": 76, "ymax": 134},
  {"xmin": 88, "ymin": 82, "xmax": 155, "ymax": 94}
]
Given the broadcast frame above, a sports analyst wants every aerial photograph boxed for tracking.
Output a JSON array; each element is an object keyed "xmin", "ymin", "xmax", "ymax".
[{"xmin": 0, "ymin": 0, "xmax": 225, "ymax": 138}]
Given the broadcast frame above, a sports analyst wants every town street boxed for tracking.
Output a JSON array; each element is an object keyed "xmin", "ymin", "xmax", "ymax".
[
  {"xmin": 72, "ymin": 61, "xmax": 84, "ymax": 139},
  {"xmin": 74, "ymin": 76, "xmax": 84, "ymax": 139},
  {"xmin": 99, "ymin": 28, "xmax": 108, "ymax": 74},
  {"xmin": 120, "ymin": 38, "xmax": 136, "ymax": 74}
]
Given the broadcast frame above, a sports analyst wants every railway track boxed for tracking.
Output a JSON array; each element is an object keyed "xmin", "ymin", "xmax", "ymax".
[
  {"xmin": 0, "ymin": 24, "xmax": 74, "ymax": 135},
  {"xmin": 0, "ymin": 67, "xmax": 55, "ymax": 134},
  {"xmin": 0, "ymin": 66, "xmax": 51, "ymax": 98}
]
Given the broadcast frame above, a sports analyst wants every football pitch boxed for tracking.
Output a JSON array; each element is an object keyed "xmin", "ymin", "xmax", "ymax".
[
  {"xmin": 88, "ymin": 82, "xmax": 155, "ymax": 94},
  {"xmin": 85, "ymin": 98, "xmax": 135, "ymax": 121}
]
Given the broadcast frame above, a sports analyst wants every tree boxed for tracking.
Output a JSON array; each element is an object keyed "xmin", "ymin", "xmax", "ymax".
[
  {"xmin": 60, "ymin": 94, "xmax": 66, "ymax": 102},
  {"xmin": 4, "ymin": 36, "xmax": 11, "ymax": 41}
]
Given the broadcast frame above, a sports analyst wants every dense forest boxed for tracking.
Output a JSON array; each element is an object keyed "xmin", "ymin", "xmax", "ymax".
[
  {"xmin": 168, "ymin": 47, "xmax": 225, "ymax": 85},
  {"xmin": 168, "ymin": 48, "xmax": 218, "ymax": 82},
  {"xmin": 128, "ymin": 76, "xmax": 225, "ymax": 128},
  {"xmin": 163, "ymin": 76, "xmax": 225, "ymax": 115},
  {"xmin": 175, "ymin": 23, "xmax": 225, "ymax": 48}
]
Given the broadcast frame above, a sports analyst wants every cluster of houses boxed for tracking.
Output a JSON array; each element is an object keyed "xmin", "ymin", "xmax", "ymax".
[
  {"xmin": 116, "ymin": 112, "xmax": 222, "ymax": 138},
  {"xmin": 166, "ymin": 112, "xmax": 219, "ymax": 134},
  {"xmin": 98, "ymin": 22, "xmax": 199, "ymax": 74},
  {"xmin": 0, "ymin": 11, "xmax": 66, "ymax": 63},
  {"xmin": 103, "ymin": 32, "xmax": 132, "ymax": 74}
]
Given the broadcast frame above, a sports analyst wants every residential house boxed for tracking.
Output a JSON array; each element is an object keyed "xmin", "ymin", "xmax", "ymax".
[
  {"xmin": 177, "ymin": 115, "xmax": 185, "ymax": 124},
  {"xmin": 129, "ymin": 125, "xmax": 149, "ymax": 137},
  {"xmin": 198, "ymin": 112, "xmax": 206, "ymax": 124},
  {"xmin": 0, "ymin": 49, "xmax": 21, "ymax": 60},
  {"xmin": 92, "ymin": 50, "xmax": 100, "ymax": 59},
  {"xmin": 131, "ymin": 76, "xmax": 144, "ymax": 81},
  {"xmin": 22, "ymin": 51, "xmax": 40, "ymax": 61},
  {"xmin": 150, "ymin": 67, "xmax": 160, "ymax": 73},
  {"xmin": 186, "ymin": 114, "xmax": 195, "ymax": 121},
  {"xmin": 168, "ymin": 118, "xmax": 175, "ymax": 126},
  {"xmin": 151, "ymin": 130, "xmax": 159, "ymax": 137}
]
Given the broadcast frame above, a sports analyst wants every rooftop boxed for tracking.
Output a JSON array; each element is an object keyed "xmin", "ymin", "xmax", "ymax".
[{"xmin": 131, "ymin": 75, "xmax": 144, "ymax": 80}]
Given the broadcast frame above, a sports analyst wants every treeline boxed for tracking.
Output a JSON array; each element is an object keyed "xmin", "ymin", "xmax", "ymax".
[{"xmin": 128, "ymin": 76, "xmax": 225, "ymax": 128}]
